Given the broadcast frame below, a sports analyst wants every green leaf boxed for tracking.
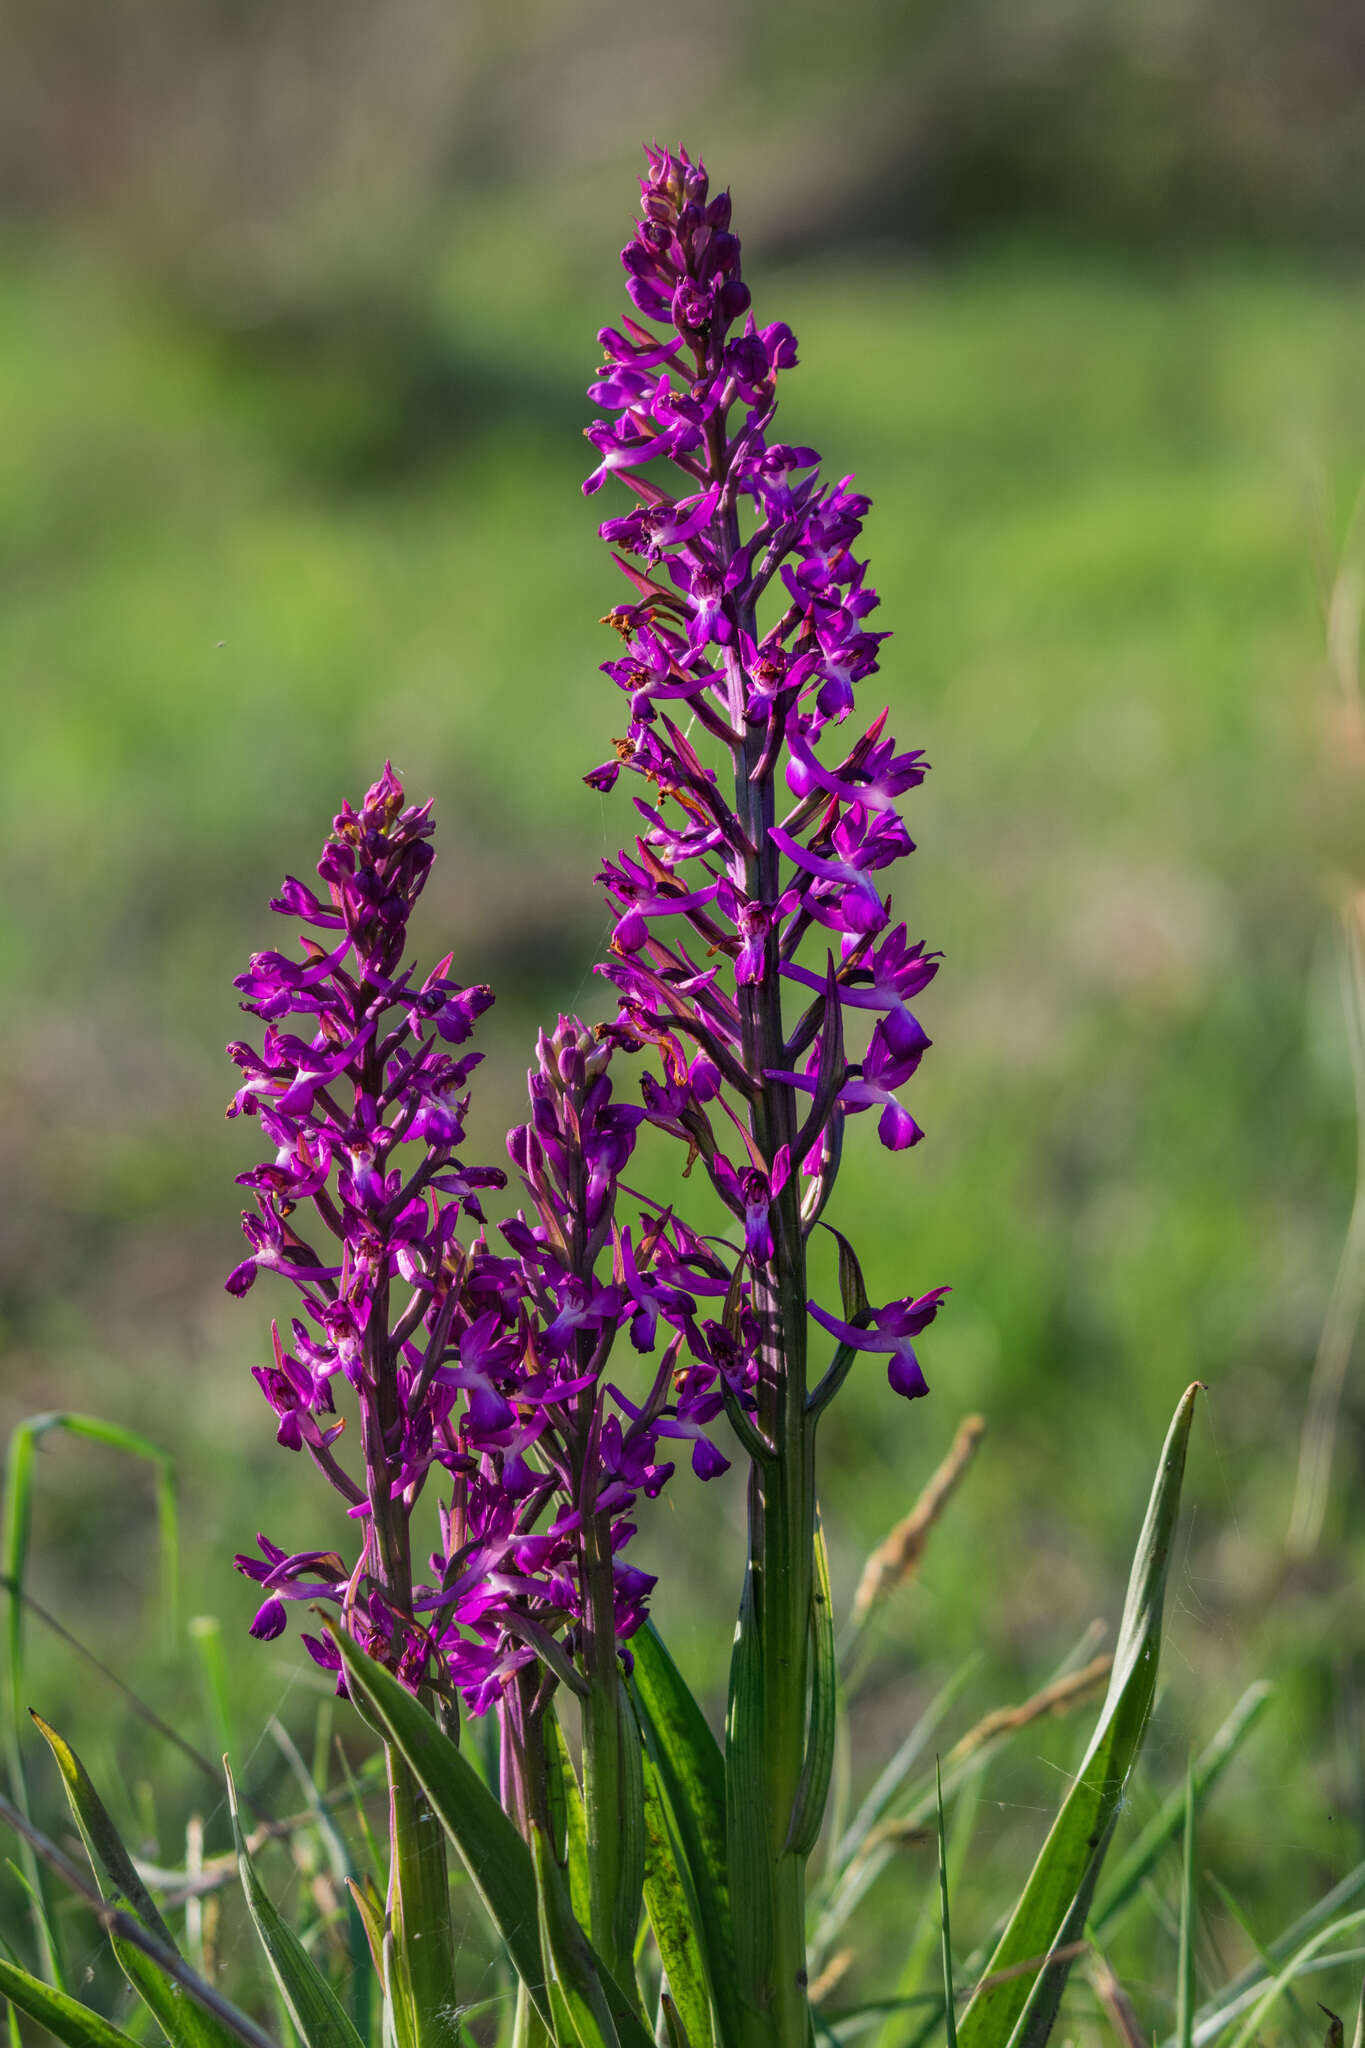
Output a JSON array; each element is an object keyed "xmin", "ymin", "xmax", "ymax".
[
  {"xmin": 1223, "ymin": 1910, "xmax": 1365, "ymax": 2048},
  {"xmin": 545, "ymin": 1709, "xmax": 591, "ymax": 1932},
  {"xmin": 4, "ymin": 1414, "xmax": 178, "ymax": 1986},
  {"xmin": 345, "ymin": 1875, "xmax": 386, "ymax": 1978},
  {"xmin": 1178, "ymin": 1860, "xmax": 1365, "ymax": 2048},
  {"xmin": 532, "ymin": 1825, "xmax": 621, "ymax": 2048},
  {"xmin": 824, "ymin": 1224, "xmax": 871, "ymax": 1326},
  {"xmin": 327, "ymin": 1628, "xmax": 551, "ymax": 2032},
  {"xmin": 1176, "ymin": 1760, "xmax": 1196, "ymax": 2048},
  {"xmin": 329, "ymin": 1628, "xmax": 654, "ymax": 2048},
  {"xmin": 724, "ymin": 1570, "xmax": 771, "ymax": 2019},
  {"xmin": 1091, "ymin": 1681, "xmax": 1273, "ymax": 1935},
  {"xmin": 385, "ymin": 1751, "xmax": 461, "ymax": 2048},
  {"xmin": 956, "ymin": 1381, "xmax": 1203, "ymax": 2048},
  {"xmin": 0, "ymin": 1953, "xmax": 145, "ymax": 2048},
  {"xmin": 937, "ymin": 1762, "xmax": 958, "ymax": 2048},
  {"xmin": 225, "ymin": 1759, "xmax": 366, "ymax": 2048},
  {"xmin": 785, "ymin": 1514, "xmax": 836, "ymax": 1859},
  {"xmin": 641, "ymin": 1746, "xmax": 713, "ymax": 2048},
  {"xmin": 630, "ymin": 1626, "xmax": 742, "ymax": 2048},
  {"xmin": 31, "ymin": 1713, "xmax": 243, "ymax": 2048}
]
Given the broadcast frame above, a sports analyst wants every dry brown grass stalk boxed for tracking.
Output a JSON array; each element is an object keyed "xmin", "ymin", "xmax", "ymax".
[
  {"xmin": 808, "ymin": 1948, "xmax": 855, "ymax": 2005},
  {"xmin": 945, "ymin": 1652, "xmax": 1113, "ymax": 1765},
  {"xmin": 851, "ymin": 1414, "xmax": 986, "ymax": 1623}
]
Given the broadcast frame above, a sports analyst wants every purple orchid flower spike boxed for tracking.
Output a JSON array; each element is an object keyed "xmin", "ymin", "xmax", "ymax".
[
  {"xmin": 581, "ymin": 143, "xmax": 947, "ymax": 2036},
  {"xmin": 582, "ymin": 144, "xmax": 943, "ymax": 1394},
  {"xmin": 225, "ymin": 766, "xmax": 515, "ymax": 1700}
]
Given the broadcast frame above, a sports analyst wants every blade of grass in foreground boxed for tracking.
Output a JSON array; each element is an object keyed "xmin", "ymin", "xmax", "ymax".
[
  {"xmin": 1090, "ymin": 1680, "xmax": 1273, "ymax": 1936},
  {"xmin": 330, "ymin": 1623, "xmax": 656, "ymax": 2048},
  {"xmin": 0, "ymin": 1783, "xmax": 279, "ymax": 2048},
  {"xmin": 226, "ymin": 1759, "xmax": 365, "ymax": 2048},
  {"xmin": 1176, "ymin": 1761, "xmax": 1196, "ymax": 2048},
  {"xmin": 2, "ymin": 1412, "xmax": 178, "ymax": 1984},
  {"xmin": 31, "ymin": 1713, "xmax": 245, "ymax": 2048},
  {"xmin": 956, "ymin": 1381, "xmax": 1203, "ymax": 2048},
  {"xmin": 1178, "ymin": 1859, "xmax": 1365, "ymax": 2045},
  {"xmin": 0, "ymin": 1953, "xmax": 145, "ymax": 2048},
  {"xmin": 1222, "ymin": 1911, "xmax": 1365, "ymax": 2048},
  {"xmin": 937, "ymin": 1763, "xmax": 958, "ymax": 2048}
]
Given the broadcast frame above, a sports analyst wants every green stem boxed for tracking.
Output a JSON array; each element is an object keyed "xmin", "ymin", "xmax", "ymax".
[
  {"xmin": 351, "ymin": 1043, "xmax": 460, "ymax": 2048},
  {"xmin": 711, "ymin": 411, "xmax": 817, "ymax": 2045},
  {"xmin": 580, "ymin": 1507, "xmax": 645, "ymax": 1995}
]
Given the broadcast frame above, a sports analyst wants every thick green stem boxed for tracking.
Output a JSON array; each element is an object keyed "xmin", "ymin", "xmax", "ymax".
[
  {"xmin": 580, "ymin": 1506, "xmax": 645, "ymax": 1996},
  {"xmin": 715, "ymin": 448, "xmax": 818, "ymax": 2045},
  {"xmin": 352, "ymin": 1050, "xmax": 460, "ymax": 2048}
]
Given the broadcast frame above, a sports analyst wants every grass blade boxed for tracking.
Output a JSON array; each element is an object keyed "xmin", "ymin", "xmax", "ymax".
[
  {"xmin": 0, "ymin": 1953, "xmax": 146, "ymax": 2048},
  {"xmin": 3, "ymin": 1413, "xmax": 178, "ymax": 1984},
  {"xmin": 1176, "ymin": 1760, "xmax": 1196, "ymax": 2048},
  {"xmin": 225, "ymin": 1758, "xmax": 365, "ymax": 2048},
  {"xmin": 1223, "ymin": 1911, "xmax": 1365, "ymax": 2048},
  {"xmin": 31, "ymin": 1713, "xmax": 245, "ymax": 2048},
  {"xmin": 1177, "ymin": 1859, "xmax": 1365, "ymax": 2045},
  {"xmin": 937, "ymin": 1762, "xmax": 958, "ymax": 2048},
  {"xmin": 1091, "ymin": 1681, "xmax": 1272, "ymax": 1935},
  {"xmin": 957, "ymin": 1382, "xmax": 1202, "ymax": 2048},
  {"xmin": 0, "ymin": 1783, "xmax": 279, "ymax": 2048}
]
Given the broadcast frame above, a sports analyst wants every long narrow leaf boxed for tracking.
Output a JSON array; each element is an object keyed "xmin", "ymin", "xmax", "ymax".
[
  {"xmin": 1177, "ymin": 1860, "xmax": 1365, "ymax": 2043},
  {"xmin": 937, "ymin": 1763, "xmax": 958, "ymax": 2048},
  {"xmin": 641, "ymin": 1747, "xmax": 713, "ymax": 2048},
  {"xmin": 329, "ymin": 1627, "xmax": 654, "ymax": 2048},
  {"xmin": 1176, "ymin": 1760, "xmax": 1197, "ymax": 2048},
  {"xmin": 1224, "ymin": 1911, "xmax": 1365, "ymax": 2048},
  {"xmin": 0, "ymin": 1953, "xmax": 146, "ymax": 2048},
  {"xmin": 630, "ymin": 1626, "xmax": 741, "ymax": 2048},
  {"xmin": 787, "ymin": 1516, "xmax": 837, "ymax": 1859},
  {"xmin": 32, "ymin": 1714, "xmax": 243, "ymax": 2048},
  {"xmin": 724, "ymin": 1571, "xmax": 771, "ymax": 2017},
  {"xmin": 957, "ymin": 1381, "xmax": 1202, "ymax": 2048},
  {"xmin": 327, "ymin": 1628, "xmax": 550, "ymax": 2030},
  {"xmin": 225, "ymin": 1760, "xmax": 365, "ymax": 2048},
  {"xmin": 385, "ymin": 1751, "xmax": 460, "ymax": 2048},
  {"xmin": 532, "ymin": 1826, "xmax": 621, "ymax": 2048},
  {"xmin": 0, "ymin": 1785, "xmax": 278, "ymax": 2048},
  {"xmin": 1091, "ymin": 1682, "xmax": 1273, "ymax": 1935},
  {"xmin": 545, "ymin": 1709, "xmax": 591, "ymax": 1932}
]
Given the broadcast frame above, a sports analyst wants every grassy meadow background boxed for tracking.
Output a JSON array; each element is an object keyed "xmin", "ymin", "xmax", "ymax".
[{"xmin": 4, "ymin": 0, "xmax": 1365, "ymax": 2029}]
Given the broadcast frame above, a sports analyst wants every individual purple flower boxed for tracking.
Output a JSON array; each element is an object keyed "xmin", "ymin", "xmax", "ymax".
[{"xmin": 808, "ymin": 1286, "xmax": 951, "ymax": 1399}]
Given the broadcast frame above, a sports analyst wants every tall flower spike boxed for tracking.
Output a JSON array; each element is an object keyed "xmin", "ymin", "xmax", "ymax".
[
  {"xmin": 584, "ymin": 146, "xmax": 945, "ymax": 1396},
  {"xmin": 226, "ymin": 766, "xmax": 511, "ymax": 1695},
  {"xmin": 583, "ymin": 146, "xmax": 947, "ymax": 2043}
]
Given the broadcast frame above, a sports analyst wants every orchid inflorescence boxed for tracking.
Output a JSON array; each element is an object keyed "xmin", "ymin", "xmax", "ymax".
[
  {"xmin": 226, "ymin": 771, "xmax": 738, "ymax": 1720},
  {"xmin": 227, "ymin": 143, "xmax": 943, "ymax": 1726},
  {"xmin": 223, "ymin": 140, "xmax": 947, "ymax": 2046}
]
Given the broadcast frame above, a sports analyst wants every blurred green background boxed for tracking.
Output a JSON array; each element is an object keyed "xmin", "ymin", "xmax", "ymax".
[{"xmin": 4, "ymin": 0, "xmax": 1365, "ymax": 2028}]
